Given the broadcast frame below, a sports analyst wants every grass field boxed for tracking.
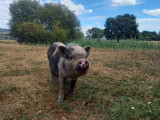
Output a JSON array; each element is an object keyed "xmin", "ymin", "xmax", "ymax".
[
  {"xmin": 0, "ymin": 40, "xmax": 160, "ymax": 120},
  {"xmin": 71, "ymin": 39, "xmax": 160, "ymax": 50}
]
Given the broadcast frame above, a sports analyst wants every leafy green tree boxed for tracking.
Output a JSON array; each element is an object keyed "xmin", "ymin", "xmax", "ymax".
[
  {"xmin": 9, "ymin": 0, "xmax": 40, "ymax": 39},
  {"xmin": 116, "ymin": 14, "xmax": 138, "ymax": 39},
  {"xmin": 104, "ymin": 17, "xmax": 121, "ymax": 42},
  {"xmin": 9, "ymin": 1, "xmax": 83, "ymax": 43},
  {"xmin": 86, "ymin": 27, "xmax": 104, "ymax": 39},
  {"xmin": 35, "ymin": 3, "xmax": 81, "ymax": 40},
  {"xmin": 104, "ymin": 14, "xmax": 138, "ymax": 42}
]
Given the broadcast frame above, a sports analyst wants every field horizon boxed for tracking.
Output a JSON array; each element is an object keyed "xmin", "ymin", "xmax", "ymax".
[{"xmin": 0, "ymin": 40, "xmax": 160, "ymax": 120}]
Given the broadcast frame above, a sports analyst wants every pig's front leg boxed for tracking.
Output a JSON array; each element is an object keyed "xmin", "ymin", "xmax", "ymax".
[
  {"xmin": 58, "ymin": 77, "xmax": 65, "ymax": 103},
  {"xmin": 70, "ymin": 78, "xmax": 77, "ymax": 95}
]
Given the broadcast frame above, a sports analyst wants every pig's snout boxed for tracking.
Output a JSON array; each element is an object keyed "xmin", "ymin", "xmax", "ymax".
[
  {"xmin": 76, "ymin": 59, "xmax": 89, "ymax": 73},
  {"xmin": 78, "ymin": 60, "xmax": 89, "ymax": 69}
]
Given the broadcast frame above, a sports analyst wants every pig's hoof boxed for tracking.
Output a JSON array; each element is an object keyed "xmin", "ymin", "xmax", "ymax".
[
  {"xmin": 70, "ymin": 90, "xmax": 76, "ymax": 95},
  {"xmin": 50, "ymin": 78, "xmax": 54, "ymax": 82},
  {"xmin": 58, "ymin": 96, "xmax": 64, "ymax": 103}
]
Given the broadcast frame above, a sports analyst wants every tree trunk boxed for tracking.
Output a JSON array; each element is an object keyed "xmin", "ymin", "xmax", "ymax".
[{"xmin": 117, "ymin": 39, "xmax": 119, "ymax": 43}]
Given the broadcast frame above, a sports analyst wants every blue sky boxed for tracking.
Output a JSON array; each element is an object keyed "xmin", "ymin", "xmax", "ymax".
[{"xmin": 0, "ymin": 0, "xmax": 160, "ymax": 34}]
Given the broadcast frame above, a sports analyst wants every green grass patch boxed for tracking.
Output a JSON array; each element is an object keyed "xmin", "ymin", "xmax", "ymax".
[
  {"xmin": 1, "ymin": 69, "xmax": 31, "ymax": 77},
  {"xmin": 72, "ymin": 39, "xmax": 160, "ymax": 50},
  {"xmin": 61, "ymin": 101, "xmax": 72, "ymax": 112},
  {"xmin": 2, "ymin": 39, "xmax": 160, "ymax": 50},
  {"xmin": 104, "ymin": 59, "xmax": 136, "ymax": 69},
  {"xmin": 0, "ymin": 86, "xmax": 21, "ymax": 99},
  {"xmin": 75, "ymin": 70, "xmax": 160, "ymax": 119}
]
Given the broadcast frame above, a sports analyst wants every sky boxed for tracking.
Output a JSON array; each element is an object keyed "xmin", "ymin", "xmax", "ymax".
[{"xmin": 0, "ymin": 0, "xmax": 160, "ymax": 35}]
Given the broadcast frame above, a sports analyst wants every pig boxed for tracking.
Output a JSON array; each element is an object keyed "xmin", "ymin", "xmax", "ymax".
[{"xmin": 47, "ymin": 42, "xmax": 91, "ymax": 102}]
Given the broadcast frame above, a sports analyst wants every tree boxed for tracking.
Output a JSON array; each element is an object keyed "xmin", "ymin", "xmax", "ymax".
[
  {"xmin": 104, "ymin": 17, "xmax": 121, "ymax": 42},
  {"xmin": 9, "ymin": 0, "xmax": 40, "ymax": 39},
  {"xmin": 139, "ymin": 31, "xmax": 160, "ymax": 41},
  {"xmin": 104, "ymin": 14, "xmax": 138, "ymax": 43},
  {"xmin": 9, "ymin": 1, "xmax": 83, "ymax": 43},
  {"xmin": 35, "ymin": 3, "xmax": 82, "ymax": 40},
  {"xmin": 86, "ymin": 27, "xmax": 104, "ymax": 39}
]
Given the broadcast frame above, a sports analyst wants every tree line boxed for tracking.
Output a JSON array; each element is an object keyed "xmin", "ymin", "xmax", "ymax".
[
  {"xmin": 87, "ymin": 14, "xmax": 160, "ymax": 42},
  {"xmin": 9, "ymin": 0, "xmax": 160, "ymax": 44},
  {"xmin": 9, "ymin": 0, "xmax": 83, "ymax": 44}
]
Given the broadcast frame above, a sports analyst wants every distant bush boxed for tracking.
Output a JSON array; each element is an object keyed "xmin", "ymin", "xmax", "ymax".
[
  {"xmin": 49, "ymin": 26, "xmax": 69, "ymax": 43},
  {"xmin": 138, "ymin": 31, "xmax": 160, "ymax": 41},
  {"xmin": 17, "ymin": 22, "xmax": 69, "ymax": 44},
  {"xmin": 18, "ymin": 22, "xmax": 48, "ymax": 43},
  {"xmin": 86, "ymin": 27, "xmax": 104, "ymax": 39}
]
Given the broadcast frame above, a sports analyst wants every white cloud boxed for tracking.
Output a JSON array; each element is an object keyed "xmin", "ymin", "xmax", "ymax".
[
  {"xmin": 111, "ymin": 0, "xmax": 140, "ymax": 7},
  {"xmin": 137, "ymin": 18, "xmax": 160, "ymax": 32},
  {"xmin": 95, "ymin": 22, "xmax": 104, "ymax": 29},
  {"xmin": 95, "ymin": 22, "xmax": 101, "ymax": 26},
  {"xmin": 81, "ymin": 16, "xmax": 105, "ymax": 21},
  {"xmin": 81, "ymin": 25, "xmax": 93, "ymax": 35},
  {"xmin": 0, "ymin": 0, "xmax": 92, "ymax": 28},
  {"xmin": 45, "ymin": 0, "xmax": 58, "ymax": 4},
  {"xmin": 0, "ymin": 0, "xmax": 44, "ymax": 28},
  {"xmin": 44, "ymin": 0, "xmax": 93, "ymax": 16},
  {"xmin": 137, "ymin": 18, "xmax": 160, "ymax": 22},
  {"xmin": 143, "ymin": 9, "xmax": 160, "ymax": 17},
  {"xmin": 91, "ymin": 1, "xmax": 108, "ymax": 7},
  {"xmin": 60, "ymin": 0, "xmax": 92, "ymax": 16}
]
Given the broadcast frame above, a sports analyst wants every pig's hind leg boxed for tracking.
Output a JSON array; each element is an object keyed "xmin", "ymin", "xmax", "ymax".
[
  {"xmin": 70, "ymin": 78, "xmax": 77, "ymax": 95},
  {"xmin": 50, "ymin": 72, "xmax": 55, "ymax": 82},
  {"xmin": 50, "ymin": 72, "xmax": 58, "ymax": 82}
]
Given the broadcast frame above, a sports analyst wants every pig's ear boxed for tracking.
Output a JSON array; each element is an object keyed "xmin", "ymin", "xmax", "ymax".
[
  {"xmin": 58, "ymin": 46, "xmax": 68, "ymax": 58},
  {"xmin": 84, "ymin": 46, "xmax": 91, "ymax": 58}
]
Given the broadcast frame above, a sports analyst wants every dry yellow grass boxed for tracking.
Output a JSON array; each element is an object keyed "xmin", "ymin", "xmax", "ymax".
[{"xmin": 0, "ymin": 40, "xmax": 160, "ymax": 119}]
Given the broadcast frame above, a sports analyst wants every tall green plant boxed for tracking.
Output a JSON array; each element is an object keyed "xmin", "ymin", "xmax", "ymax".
[{"xmin": 72, "ymin": 39, "xmax": 160, "ymax": 50}]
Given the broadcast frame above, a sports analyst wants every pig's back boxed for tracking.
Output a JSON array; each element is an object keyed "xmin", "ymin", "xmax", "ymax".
[{"xmin": 47, "ymin": 42, "xmax": 65, "ymax": 77}]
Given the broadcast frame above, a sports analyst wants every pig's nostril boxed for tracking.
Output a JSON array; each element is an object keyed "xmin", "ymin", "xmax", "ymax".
[
  {"xmin": 79, "ymin": 60, "xmax": 84, "ymax": 65},
  {"xmin": 78, "ymin": 60, "xmax": 89, "ymax": 68},
  {"xmin": 76, "ymin": 60, "xmax": 89, "ymax": 72},
  {"xmin": 85, "ymin": 61, "xmax": 89, "ymax": 65}
]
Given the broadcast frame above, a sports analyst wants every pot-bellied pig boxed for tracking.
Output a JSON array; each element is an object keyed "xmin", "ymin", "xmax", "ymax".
[{"xmin": 47, "ymin": 42, "xmax": 91, "ymax": 102}]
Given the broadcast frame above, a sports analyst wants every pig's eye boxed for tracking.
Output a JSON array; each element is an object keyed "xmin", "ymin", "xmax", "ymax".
[{"xmin": 68, "ymin": 57, "xmax": 73, "ymax": 60}]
